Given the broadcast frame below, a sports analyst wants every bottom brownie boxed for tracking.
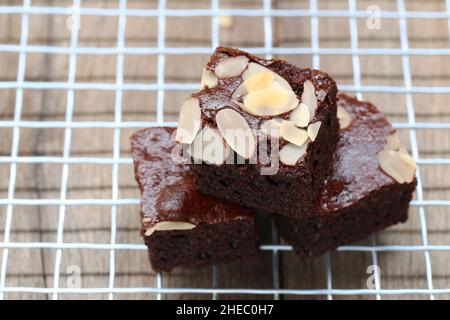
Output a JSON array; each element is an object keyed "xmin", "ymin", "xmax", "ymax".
[
  {"xmin": 275, "ymin": 93, "xmax": 417, "ymax": 259},
  {"xmin": 145, "ymin": 221, "xmax": 259, "ymax": 271},
  {"xmin": 131, "ymin": 127, "xmax": 260, "ymax": 272}
]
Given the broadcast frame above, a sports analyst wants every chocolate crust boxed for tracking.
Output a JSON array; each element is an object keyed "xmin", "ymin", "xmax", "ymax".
[
  {"xmin": 131, "ymin": 127, "xmax": 260, "ymax": 271},
  {"xmin": 275, "ymin": 93, "xmax": 417, "ymax": 259}
]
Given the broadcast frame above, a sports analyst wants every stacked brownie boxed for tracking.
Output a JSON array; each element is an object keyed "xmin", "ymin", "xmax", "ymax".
[
  {"xmin": 131, "ymin": 127, "xmax": 260, "ymax": 272},
  {"xmin": 131, "ymin": 47, "xmax": 417, "ymax": 272},
  {"xmin": 186, "ymin": 47, "xmax": 339, "ymax": 219},
  {"xmin": 275, "ymin": 93, "xmax": 417, "ymax": 258}
]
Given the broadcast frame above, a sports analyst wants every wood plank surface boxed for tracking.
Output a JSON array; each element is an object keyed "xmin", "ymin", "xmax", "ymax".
[{"xmin": 0, "ymin": 0, "xmax": 449, "ymax": 300}]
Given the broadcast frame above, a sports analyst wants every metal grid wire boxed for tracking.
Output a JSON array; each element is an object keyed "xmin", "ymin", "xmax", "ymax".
[{"xmin": 0, "ymin": 0, "xmax": 449, "ymax": 300}]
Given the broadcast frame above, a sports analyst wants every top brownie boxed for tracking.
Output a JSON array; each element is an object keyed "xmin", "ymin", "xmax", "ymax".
[
  {"xmin": 174, "ymin": 47, "xmax": 339, "ymax": 218},
  {"xmin": 176, "ymin": 47, "xmax": 338, "ymax": 173}
]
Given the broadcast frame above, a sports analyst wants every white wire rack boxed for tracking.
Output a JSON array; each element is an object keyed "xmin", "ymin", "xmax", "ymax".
[{"xmin": 0, "ymin": 0, "xmax": 450, "ymax": 300}]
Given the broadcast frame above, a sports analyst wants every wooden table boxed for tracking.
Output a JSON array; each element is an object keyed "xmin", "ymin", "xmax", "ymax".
[{"xmin": 0, "ymin": 0, "xmax": 449, "ymax": 299}]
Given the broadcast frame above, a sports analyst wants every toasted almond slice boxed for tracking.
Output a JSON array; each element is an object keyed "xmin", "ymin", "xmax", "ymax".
[
  {"xmin": 243, "ymin": 88, "xmax": 299, "ymax": 116},
  {"xmin": 145, "ymin": 221, "xmax": 196, "ymax": 237},
  {"xmin": 243, "ymin": 71, "xmax": 274, "ymax": 92},
  {"xmin": 386, "ymin": 131, "xmax": 401, "ymax": 151},
  {"xmin": 231, "ymin": 83, "xmax": 248, "ymax": 100},
  {"xmin": 279, "ymin": 141, "xmax": 309, "ymax": 166},
  {"xmin": 214, "ymin": 56, "xmax": 249, "ymax": 79},
  {"xmin": 186, "ymin": 126, "xmax": 229, "ymax": 165},
  {"xmin": 337, "ymin": 106, "xmax": 352, "ymax": 130},
  {"xmin": 290, "ymin": 103, "xmax": 310, "ymax": 127},
  {"xmin": 243, "ymin": 62, "xmax": 292, "ymax": 91},
  {"xmin": 279, "ymin": 120, "xmax": 309, "ymax": 147},
  {"xmin": 141, "ymin": 217, "xmax": 152, "ymax": 224},
  {"xmin": 232, "ymin": 73, "xmax": 286, "ymax": 100},
  {"xmin": 378, "ymin": 149, "xmax": 416, "ymax": 184},
  {"xmin": 216, "ymin": 108, "xmax": 256, "ymax": 159},
  {"xmin": 307, "ymin": 121, "xmax": 321, "ymax": 142},
  {"xmin": 175, "ymin": 98, "xmax": 201, "ymax": 144},
  {"xmin": 260, "ymin": 118, "xmax": 284, "ymax": 137},
  {"xmin": 200, "ymin": 68, "xmax": 218, "ymax": 89},
  {"xmin": 301, "ymin": 80, "xmax": 318, "ymax": 116}
]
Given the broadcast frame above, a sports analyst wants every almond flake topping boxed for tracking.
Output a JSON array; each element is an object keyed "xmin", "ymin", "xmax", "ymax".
[
  {"xmin": 307, "ymin": 121, "xmax": 322, "ymax": 142},
  {"xmin": 279, "ymin": 120, "xmax": 309, "ymax": 147},
  {"xmin": 175, "ymin": 98, "xmax": 201, "ymax": 144},
  {"xmin": 386, "ymin": 131, "xmax": 401, "ymax": 151},
  {"xmin": 200, "ymin": 68, "xmax": 218, "ymax": 89},
  {"xmin": 242, "ymin": 62, "xmax": 292, "ymax": 91},
  {"xmin": 186, "ymin": 126, "xmax": 230, "ymax": 165},
  {"xmin": 215, "ymin": 56, "xmax": 249, "ymax": 79},
  {"xmin": 260, "ymin": 118, "xmax": 284, "ymax": 137},
  {"xmin": 279, "ymin": 141, "xmax": 310, "ymax": 166},
  {"xmin": 301, "ymin": 80, "xmax": 318, "ymax": 117},
  {"xmin": 145, "ymin": 221, "xmax": 196, "ymax": 237},
  {"xmin": 378, "ymin": 149, "xmax": 417, "ymax": 184},
  {"xmin": 243, "ymin": 71, "xmax": 275, "ymax": 93},
  {"xmin": 216, "ymin": 108, "xmax": 256, "ymax": 159},
  {"xmin": 290, "ymin": 103, "xmax": 310, "ymax": 127},
  {"xmin": 243, "ymin": 88, "xmax": 299, "ymax": 116},
  {"xmin": 337, "ymin": 106, "xmax": 352, "ymax": 130}
]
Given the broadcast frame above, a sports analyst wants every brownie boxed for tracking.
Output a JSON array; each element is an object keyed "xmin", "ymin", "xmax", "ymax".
[
  {"xmin": 131, "ymin": 127, "xmax": 260, "ymax": 272},
  {"xmin": 180, "ymin": 47, "xmax": 339, "ymax": 219},
  {"xmin": 275, "ymin": 93, "xmax": 417, "ymax": 259}
]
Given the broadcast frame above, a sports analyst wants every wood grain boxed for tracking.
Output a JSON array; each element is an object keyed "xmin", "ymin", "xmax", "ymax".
[{"xmin": 0, "ymin": 0, "xmax": 449, "ymax": 300}]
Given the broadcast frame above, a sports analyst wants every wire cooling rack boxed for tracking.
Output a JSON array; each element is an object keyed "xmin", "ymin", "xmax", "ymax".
[{"xmin": 0, "ymin": 0, "xmax": 450, "ymax": 300}]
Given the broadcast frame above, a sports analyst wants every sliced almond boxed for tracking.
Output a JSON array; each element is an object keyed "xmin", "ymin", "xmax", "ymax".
[
  {"xmin": 279, "ymin": 120, "xmax": 309, "ymax": 147},
  {"xmin": 243, "ymin": 71, "xmax": 274, "ymax": 92},
  {"xmin": 243, "ymin": 88, "xmax": 299, "ymax": 116},
  {"xmin": 232, "ymin": 72, "xmax": 285, "ymax": 100},
  {"xmin": 279, "ymin": 141, "xmax": 309, "ymax": 166},
  {"xmin": 386, "ymin": 131, "xmax": 401, "ymax": 151},
  {"xmin": 243, "ymin": 62, "xmax": 292, "ymax": 91},
  {"xmin": 214, "ymin": 56, "xmax": 249, "ymax": 79},
  {"xmin": 260, "ymin": 118, "xmax": 284, "ymax": 137},
  {"xmin": 337, "ymin": 106, "xmax": 352, "ymax": 130},
  {"xmin": 231, "ymin": 83, "xmax": 248, "ymax": 100},
  {"xmin": 290, "ymin": 103, "xmax": 310, "ymax": 127},
  {"xmin": 301, "ymin": 80, "xmax": 318, "ymax": 117},
  {"xmin": 141, "ymin": 217, "xmax": 152, "ymax": 224},
  {"xmin": 200, "ymin": 68, "xmax": 218, "ymax": 89},
  {"xmin": 187, "ymin": 126, "xmax": 229, "ymax": 165},
  {"xmin": 145, "ymin": 221, "xmax": 196, "ymax": 237},
  {"xmin": 242, "ymin": 63, "xmax": 270, "ymax": 80},
  {"xmin": 175, "ymin": 98, "xmax": 201, "ymax": 144},
  {"xmin": 307, "ymin": 121, "xmax": 321, "ymax": 142},
  {"xmin": 378, "ymin": 149, "xmax": 416, "ymax": 184},
  {"xmin": 216, "ymin": 108, "xmax": 256, "ymax": 159}
]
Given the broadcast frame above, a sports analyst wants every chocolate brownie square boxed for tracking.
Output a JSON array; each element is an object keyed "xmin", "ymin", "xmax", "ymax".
[
  {"xmin": 275, "ymin": 93, "xmax": 417, "ymax": 259},
  {"xmin": 176, "ymin": 47, "xmax": 339, "ymax": 219},
  {"xmin": 131, "ymin": 127, "xmax": 260, "ymax": 272}
]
